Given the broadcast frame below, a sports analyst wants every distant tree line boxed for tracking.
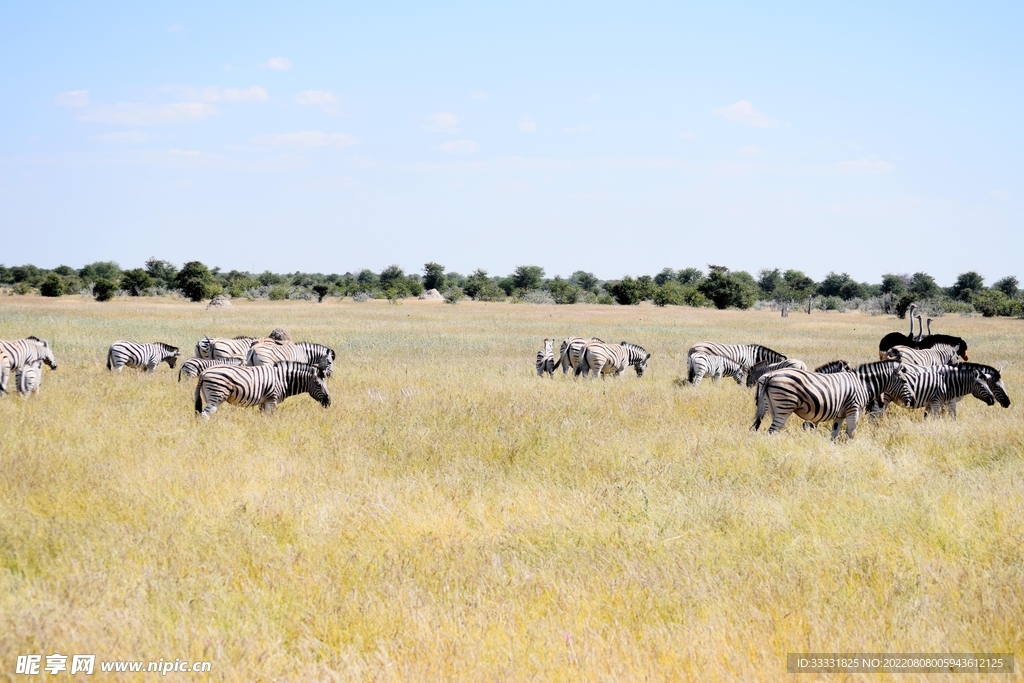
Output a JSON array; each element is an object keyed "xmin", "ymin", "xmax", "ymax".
[{"xmin": 1, "ymin": 259, "xmax": 1021, "ymax": 318}]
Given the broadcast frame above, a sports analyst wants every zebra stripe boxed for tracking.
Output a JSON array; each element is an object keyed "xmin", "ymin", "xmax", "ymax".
[
  {"xmin": 194, "ymin": 361, "xmax": 331, "ymax": 417},
  {"xmin": 536, "ymin": 339, "xmax": 555, "ymax": 377},
  {"xmin": 575, "ymin": 341, "xmax": 651, "ymax": 378},
  {"xmin": 753, "ymin": 366, "xmax": 913, "ymax": 440},
  {"xmin": 15, "ymin": 360, "xmax": 43, "ymax": 395},
  {"xmin": 899, "ymin": 365, "xmax": 996, "ymax": 418},
  {"xmin": 688, "ymin": 352, "xmax": 746, "ymax": 386},
  {"xmin": 0, "ymin": 338, "xmax": 57, "ymax": 395},
  {"xmin": 554, "ymin": 337, "xmax": 603, "ymax": 374},
  {"xmin": 195, "ymin": 337, "xmax": 258, "ymax": 360},
  {"xmin": 814, "ymin": 360, "xmax": 852, "ymax": 374},
  {"xmin": 106, "ymin": 341, "xmax": 180, "ymax": 372},
  {"xmin": 178, "ymin": 357, "xmax": 245, "ymax": 381},
  {"xmin": 246, "ymin": 341, "xmax": 336, "ymax": 377},
  {"xmin": 884, "ymin": 344, "xmax": 959, "ymax": 367},
  {"xmin": 744, "ymin": 359, "xmax": 809, "ymax": 388},
  {"xmin": 687, "ymin": 342, "xmax": 786, "ymax": 371}
]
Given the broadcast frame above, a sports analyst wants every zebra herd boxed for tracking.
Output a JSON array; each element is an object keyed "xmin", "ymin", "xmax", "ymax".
[
  {"xmin": 679, "ymin": 328, "xmax": 1010, "ymax": 440},
  {"xmin": 536, "ymin": 336, "xmax": 651, "ymax": 378},
  {"xmin": 0, "ymin": 337, "xmax": 58, "ymax": 397}
]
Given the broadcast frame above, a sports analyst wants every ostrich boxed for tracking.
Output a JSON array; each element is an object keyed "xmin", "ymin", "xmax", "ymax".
[
  {"xmin": 878, "ymin": 303, "xmax": 918, "ymax": 359},
  {"xmin": 918, "ymin": 316, "xmax": 970, "ymax": 360}
]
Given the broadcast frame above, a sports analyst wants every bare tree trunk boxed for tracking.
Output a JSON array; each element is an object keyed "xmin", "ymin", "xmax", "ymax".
[{"xmin": 806, "ymin": 295, "xmax": 813, "ymax": 315}]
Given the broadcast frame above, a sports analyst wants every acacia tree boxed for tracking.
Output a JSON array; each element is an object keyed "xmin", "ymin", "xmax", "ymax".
[{"xmin": 175, "ymin": 261, "xmax": 215, "ymax": 302}]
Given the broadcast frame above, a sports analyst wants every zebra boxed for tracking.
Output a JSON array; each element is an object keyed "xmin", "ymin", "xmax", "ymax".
[
  {"xmin": 686, "ymin": 342, "xmax": 786, "ymax": 375},
  {"xmin": 246, "ymin": 341, "xmax": 336, "ymax": 378},
  {"xmin": 0, "ymin": 337, "xmax": 57, "ymax": 395},
  {"xmin": 553, "ymin": 337, "xmax": 603, "ymax": 374},
  {"xmin": 688, "ymin": 352, "xmax": 746, "ymax": 386},
  {"xmin": 15, "ymin": 360, "xmax": 43, "ymax": 395},
  {"xmin": 954, "ymin": 362, "xmax": 1011, "ymax": 408},
  {"xmin": 575, "ymin": 341, "xmax": 650, "ymax": 378},
  {"xmin": 884, "ymin": 344, "xmax": 959, "ymax": 367},
  {"xmin": 177, "ymin": 356, "xmax": 246, "ymax": 381},
  {"xmin": 753, "ymin": 365, "xmax": 913, "ymax": 440},
  {"xmin": 898, "ymin": 365, "xmax": 996, "ymax": 418},
  {"xmin": 194, "ymin": 361, "xmax": 331, "ymax": 418},
  {"xmin": 744, "ymin": 359, "xmax": 809, "ymax": 388},
  {"xmin": 195, "ymin": 336, "xmax": 257, "ymax": 360},
  {"xmin": 106, "ymin": 341, "xmax": 179, "ymax": 372},
  {"xmin": 536, "ymin": 339, "xmax": 555, "ymax": 377}
]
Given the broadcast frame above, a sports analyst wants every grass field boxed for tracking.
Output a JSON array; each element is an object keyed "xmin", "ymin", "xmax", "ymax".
[{"xmin": 1, "ymin": 296, "xmax": 1022, "ymax": 681}]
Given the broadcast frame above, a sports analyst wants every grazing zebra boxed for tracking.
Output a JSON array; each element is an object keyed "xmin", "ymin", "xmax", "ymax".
[
  {"xmin": 194, "ymin": 361, "xmax": 331, "ymax": 418},
  {"xmin": 884, "ymin": 344, "xmax": 959, "ymax": 367},
  {"xmin": 536, "ymin": 339, "xmax": 555, "ymax": 377},
  {"xmin": 554, "ymin": 337, "xmax": 603, "ymax": 374},
  {"xmin": 177, "ymin": 356, "xmax": 245, "ymax": 381},
  {"xmin": 0, "ymin": 337, "xmax": 57, "ymax": 395},
  {"xmin": 246, "ymin": 341, "xmax": 336, "ymax": 378},
  {"xmin": 107, "ymin": 341, "xmax": 180, "ymax": 372},
  {"xmin": 954, "ymin": 362, "xmax": 1011, "ymax": 408},
  {"xmin": 688, "ymin": 352, "xmax": 746, "ymax": 386},
  {"xmin": 575, "ymin": 341, "xmax": 651, "ymax": 378},
  {"xmin": 744, "ymin": 359, "xmax": 809, "ymax": 388},
  {"xmin": 686, "ymin": 342, "xmax": 786, "ymax": 373},
  {"xmin": 15, "ymin": 360, "xmax": 43, "ymax": 395},
  {"xmin": 195, "ymin": 336, "xmax": 257, "ymax": 360},
  {"xmin": 753, "ymin": 366, "xmax": 913, "ymax": 440},
  {"xmin": 898, "ymin": 365, "xmax": 996, "ymax": 418}
]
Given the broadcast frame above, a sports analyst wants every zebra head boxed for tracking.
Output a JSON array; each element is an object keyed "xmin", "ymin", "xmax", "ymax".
[
  {"xmin": 621, "ymin": 342, "xmax": 651, "ymax": 377},
  {"xmin": 971, "ymin": 364, "xmax": 1011, "ymax": 408},
  {"xmin": 34, "ymin": 339, "xmax": 57, "ymax": 370},
  {"xmin": 880, "ymin": 364, "xmax": 914, "ymax": 407},
  {"xmin": 160, "ymin": 344, "xmax": 180, "ymax": 369},
  {"xmin": 969, "ymin": 371, "xmax": 997, "ymax": 406}
]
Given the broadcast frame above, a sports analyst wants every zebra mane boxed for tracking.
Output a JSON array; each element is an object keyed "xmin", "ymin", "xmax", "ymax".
[
  {"xmin": 956, "ymin": 362, "xmax": 1001, "ymax": 379},
  {"xmin": 274, "ymin": 360, "xmax": 325, "ymax": 379},
  {"xmin": 619, "ymin": 341, "xmax": 650, "ymax": 360},
  {"xmin": 749, "ymin": 343, "xmax": 785, "ymax": 357},
  {"xmin": 156, "ymin": 343, "xmax": 179, "ymax": 353},
  {"xmin": 233, "ymin": 335, "xmax": 255, "ymax": 340},
  {"xmin": 297, "ymin": 341, "xmax": 335, "ymax": 359},
  {"xmin": 26, "ymin": 335, "xmax": 49, "ymax": 347},
  {"xmin": 814, "ymin": 360, "xmax": 851, "ymax": 373}
]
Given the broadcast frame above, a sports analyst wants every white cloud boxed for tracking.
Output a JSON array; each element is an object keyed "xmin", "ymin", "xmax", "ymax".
[
  {"xmin": 163, "ymin": 86, "xmax": 269, "ymax": 102},
  {"xmin": 713, "ymin": 100, "xmax": 778, "ymax": 128},
  {"xmin": 295, "ymin": 90, "xmax": 338, "ymax": 106},
  {"xmin": 471, "ymin": 91, "xmax": 488, "ymax": 101},
  {"xmin": 254, "ymin": 130, "xmax": 358, "ymax": 147},
  {"xmin": 835, "ymin": 159, "xmax": 894, "ymax": 175},
  {"xmin": 167, "ymin": 23, "xmax": 183, "ymax": 32},
  {"xmin": 77, "ymin": 102, "xmax": 219, "ymax": 126},
  {"xmin": 93, "ymin": 131, "xmax": 148, "ymax": 143},
  {"xmin": 261, "ymin": 57, "xmax": 292, "ymax": 71},
  {"xmin": 438, "ymin": 140, "xmax": 479, "ymax": 154},
  {"xmin": 991, "ymin": 190, "xmax": 1009, "ymax": 201},
  {"xmin": 54, "ymin": 90, "xmax": 89, "ymax": 108},
  {"xmin": 677, "ymin": 132, "xmax": 698, "ymax": 140},
  {"xmin": 519, "ymin": 117, "xmax": 537, "ymax": 133},
  {"xmin": 422, "ymin": 112, "xmax": 459, "ymax": 132},
  {"xmin": 739, "ymin": 145, "xmax": 761, "ymax": 156}
]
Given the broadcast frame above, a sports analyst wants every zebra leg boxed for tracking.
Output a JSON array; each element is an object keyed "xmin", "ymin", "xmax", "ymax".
[
  {"xmin": 146, "ymin": 360, "xmax": 159, "ymax": 373},
  {"xmin": 260, "ymin": 399, "xmax": 278, "ymax": 414},
  {"xmin": 845, "ymin": 410, "xmax": 860, "ymax": 439},
  {"xmin": 947, "ymin": 398, "xmax": 959, "ymax": 419},
  {"xmin": 692, "ymin": 369, "xmax": 704, "ymax": 386}
]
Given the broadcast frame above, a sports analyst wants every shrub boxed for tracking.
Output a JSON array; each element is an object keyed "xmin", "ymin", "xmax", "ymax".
[
  {"xmin": 352, "ymin": 291, "xmax": 370, "ymax": 302},
  {"xmin": 121, "ymin": 268, "xmax": 153, "ymax": 296},
  {"xmin": 423, "ymin": 262, "xmax": 446, "ymax": 291},
  {"xmin": 597, "ymin": 293, "xmax": 615, "ymax": 305},
  {"xmin": 512, "ymin": 265, "xmax": 545, "ymax": 291},
  {"xmin": 93, "ymin": 279, "xmax": 118, "ymax": 302},
  {"xmin": 13, "ymin": 281, "xmax": 33, "ymax": 295},
  {"xmin": 312, "ymin": 284, "xmax": 330, "ymax": 302},
  {"xmin": 697, "ymin": 269, "xmax": 756, "ymax": 310},
  {"xmin": 546, "ymin": 277, "xmax": 582, "ymax": 304},
  {"xmin": 518, "ymin": 289, "xmax": 555, "ymax": 304},
  {"xmin": 268, "ymin": 285, "xmax": 289, "ymax": 301},
  {"xmin": 972, "ymin": 289, "xmax": 1014, "ymax": 317},
  {"xmin": 40, "ymin": 274, "xmax": 65, "ymax": 297},
  {"xmin": 175, "ymin": 261, "xmax": 215, "ymax": 302},
  {"xmin": 443, "ymin": 287, "xmax": 464, "ymax": 304}
]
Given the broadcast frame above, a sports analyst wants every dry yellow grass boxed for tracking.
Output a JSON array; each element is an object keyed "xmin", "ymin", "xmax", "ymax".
[{"xmin": 1, "ymin": 296, "xmax": 1022, "ymax": 681}]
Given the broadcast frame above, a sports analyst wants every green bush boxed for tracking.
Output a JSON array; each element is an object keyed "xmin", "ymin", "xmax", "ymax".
[
  {"xmin": 40, "ymin": 274, "xmax": 65, "ymax": 297},
  {"xmin": 547, "ymin": 277, "xmax": 582, "ymax": 304},
  {"xmin": 268, "ymin": 285, "xmax": 289, "ymax": 301},
  {"xmin": 972, "ymin": 289, "xmax": 1017, "ymax": 317},
  {"xmin": 13, "ymin": 281, "xmax": 33, "ymax": 295},
  {"xmin": 312, "ymin": 284, "xmax": 330, "ymax": 302},
  {"xmin": 697, "ymin": 269, "xmax": 757, "ymax": 310},
  {"xmin": 175, "ymin": 261, "xmax": 215, "ymax": 302},
  {"xmin": 121, "ymin": 268, "xmax": 153, "ymax": 296},
  {"xmin": 444, "ymin": 287, "xmax": 464, "ymax": 304},
  {"xmin": 93, "ymin": 279, "xmax": 118, "ymax": 302}
]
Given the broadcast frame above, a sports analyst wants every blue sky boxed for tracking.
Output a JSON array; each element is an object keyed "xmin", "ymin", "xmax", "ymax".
[{"xmin": 1, "ymin": 1, "xmax": 1021, "ymax": 283}]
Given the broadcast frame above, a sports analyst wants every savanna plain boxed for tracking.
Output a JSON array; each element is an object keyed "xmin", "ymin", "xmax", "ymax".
[{"xmin": 1, "ymin": 296, "xmax": 1022, "ymax": 682}]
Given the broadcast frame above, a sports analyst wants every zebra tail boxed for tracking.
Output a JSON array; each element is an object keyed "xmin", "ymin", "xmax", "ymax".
[
  {"xmin": 686, "ymin": 355, "xmax": 695, "ymax": 383},
  {"xmin": 178, "ymin": 366, "xmax": 184, "ymax": 382},
  {"xmin": 194, "ymin": 381, "xmax": 204, "ymax": 414},
  {"xmin": 106, "ymin": 347, "xmax": 113, "ymax": 371}
]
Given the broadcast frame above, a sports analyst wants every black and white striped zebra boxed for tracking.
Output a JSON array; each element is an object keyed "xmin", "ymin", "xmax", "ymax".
[
  {"xmin": 177, "ymin": 357, "xmax": 246, "ymax": 381},
  {"xmin": 744, "ymin": 359, "xmax": 809, "ymax": 388},
  {"xmin": 195, "ymin": 336, "xmax": 257, "ymax": 360},
  {"xmin": 688, "ymin": 352, "xmax": 746, "ymax": 386},
  {"xmin": 194, "ymin": 361, "xmax": 331, "ymax": 417},
  {"xmin": 687, "ymin": 342, "xmax": 786, "ymax": 375},
  {"xmin": 575, "ymin": 341, "xmax": 651, "ymax": 378},
  {"xmin": 898, "ymin": 365, "xmax": 996, "ymax": 418},
  {"xmin": 554, "ymin": 337, "xmax": 603, "ymax": 374},
  {"xmin": 15, "ymin": 360, "xmax": 43, "ymax": 395},
  {"xmin": 753, "ymin": 365, "xmax": 913, "ymax": 440},
  {"xmin": 955, "ymin": 362, "xmax": 1011, "ymax": 408},
  {"xmin": 0, "ymin": 337, "xmax": 57, "ymax": 395},
  {"xmin": 106, "ymin": 341, "xmax": 180, "ymax": 372},
  {"xmin": 884, "ymin": 344, "xmax": 959, "ymax": 367},
  {"xmin": 852, "ymin": 360, "xmax": 922, "ymax": 414},
  {"xmin": 536, "ymin": 338, "xmax": 555, "ymax": 377},
  {"xmin": 246, "ymin": 341, "xmax": 336, "ymax": 377}
]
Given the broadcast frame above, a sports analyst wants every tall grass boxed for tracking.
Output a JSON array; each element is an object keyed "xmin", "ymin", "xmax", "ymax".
[{"xmin": 1, "ymin": 296, "xmax": 1022, "ymax": 681}]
